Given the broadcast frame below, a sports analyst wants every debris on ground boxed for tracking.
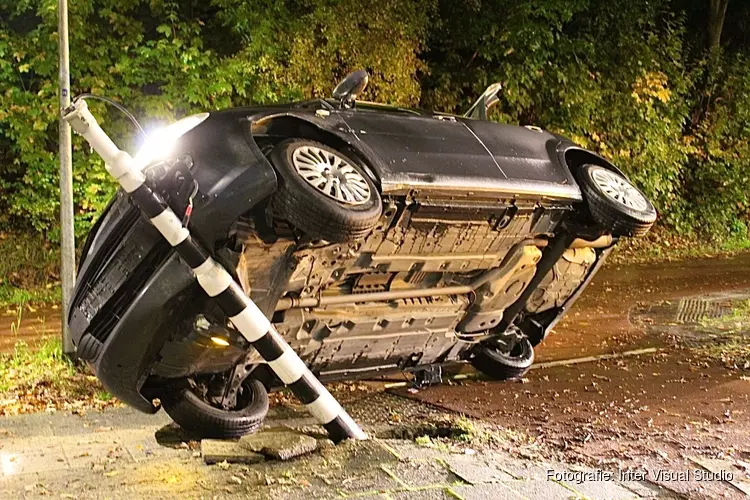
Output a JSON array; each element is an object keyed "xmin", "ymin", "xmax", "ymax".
[
  {"xmin": 201, "ymin": 439, "xmax": 265, "ymax": 465},
  {"xmin": 0, "ymin": 339, "xmax": 120, "ymax": 416},
  {"xmin": 239, "ymin": 428, "xmax": 320, "ymax": 461}
]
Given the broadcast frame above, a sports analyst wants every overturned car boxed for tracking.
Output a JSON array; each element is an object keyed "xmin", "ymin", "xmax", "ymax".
[{"xmin": 69, "ymin": 72, "xmax": 656, "ymax": 437}]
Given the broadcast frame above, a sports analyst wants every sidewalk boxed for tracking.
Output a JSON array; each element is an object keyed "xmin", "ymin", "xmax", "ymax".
[{"xmin": 0, "ymin": 393, "xmax": 665, "ymax": 499}]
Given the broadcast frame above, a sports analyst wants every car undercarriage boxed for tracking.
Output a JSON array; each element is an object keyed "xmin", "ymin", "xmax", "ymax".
[
  {"xmin": 152, "ymin": 192, "xmax": 602, "ymax": 388},
  {"xmin": 242, "ymin": 196, "xmax": 569, "ymax": 378}
]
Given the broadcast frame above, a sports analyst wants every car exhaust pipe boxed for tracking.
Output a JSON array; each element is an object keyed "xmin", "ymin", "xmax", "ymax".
[
  {"xmin": 63, "ymin": 99, "xmax": 367, "ymax": 443},
  {"xmin": 570, "ymin": 234, "xmax": 613, "ymax": 248},
  {"xmin": 274, "ymin": 238, "xmax": 549, "ymax": 311}
]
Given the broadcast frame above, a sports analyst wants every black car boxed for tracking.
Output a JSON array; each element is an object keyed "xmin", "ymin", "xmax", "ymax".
[{"xmin": 69, "ymin": 71, "xmax": 656, "ymax": 438}]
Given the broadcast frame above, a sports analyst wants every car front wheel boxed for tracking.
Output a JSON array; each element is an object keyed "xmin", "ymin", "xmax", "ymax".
[
  {"xmin": 270, "ymin": 139, "xmax": 382, "ymax": 242},
  {"xmin": 162, "ymin": 377, "xmax": 269, "ymax": 439}
]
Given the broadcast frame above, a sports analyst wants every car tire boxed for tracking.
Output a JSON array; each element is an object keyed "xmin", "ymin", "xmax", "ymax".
[
  {"xmin": 578, "ymin": 164, "xmax": 657, "ymax": 237},
  {"xmin": 471, "ymin": 336, "xmax": 534, "ymax": 380},
  {"xmin": 270, "ymin": 139, "xmax": 382, "ymax": 242},
  {"xmin": 162, "ymin": 378, "xmax": 269, "ymax": 439}
]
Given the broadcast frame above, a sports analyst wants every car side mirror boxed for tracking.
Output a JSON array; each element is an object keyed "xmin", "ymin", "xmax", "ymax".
[
  {"xmin": 463, "ymin": 83, "xmax": 502, "ymax": 120},
  {"xmin": 332, "ymin": 70, "xmax": 369, "ymax": 109}
]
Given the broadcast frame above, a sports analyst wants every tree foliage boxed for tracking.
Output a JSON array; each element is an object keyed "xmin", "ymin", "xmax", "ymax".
[{"xmin": 0, "ymin": 0, "xmax": 748, "ymax": 243}]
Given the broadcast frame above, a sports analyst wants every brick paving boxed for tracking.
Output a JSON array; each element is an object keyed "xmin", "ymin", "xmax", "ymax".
[{"xmin": 0, "ymin": 395, "xmax": 664, "ymax": 499}]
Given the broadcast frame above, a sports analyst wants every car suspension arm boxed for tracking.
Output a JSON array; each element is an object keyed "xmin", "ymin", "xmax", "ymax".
[
  {"xmin": 497, "ymin": 227, "xmax": 578, "ymax": 331},
  {"xmin": 62, "ymin": 100, "xmax": 366, "ymax": 443}
]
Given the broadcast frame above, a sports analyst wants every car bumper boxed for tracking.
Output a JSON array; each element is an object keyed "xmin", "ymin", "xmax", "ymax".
[
  {"xmin": 69, "ymin": 196, "xmax": 195, "ymax": 412},
  {"xmin": 93, "ymin": 253, "xmax": 194, "ymax": 412}
]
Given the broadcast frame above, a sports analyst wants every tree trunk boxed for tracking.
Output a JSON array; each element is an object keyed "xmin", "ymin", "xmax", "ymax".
[{"xmin": 707, "ymin": 0, "xmax": 729, "ymax": 52}]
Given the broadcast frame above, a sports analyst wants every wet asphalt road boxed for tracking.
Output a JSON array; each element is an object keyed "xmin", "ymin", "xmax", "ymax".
[
  {"xmin": 0, "ymin": 304, "xmax": 60, "ymax": 354},
  {"xmin": 537, "ymin": 252, "xmax": 750, "ymax": 361}
]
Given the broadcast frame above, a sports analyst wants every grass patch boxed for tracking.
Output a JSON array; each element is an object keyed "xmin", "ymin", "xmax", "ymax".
[
  {"xmin": 0, "ymin": 339, "xmax": 76, "ymax": 393},
  {"xmin": 700, "ymin": 337, "xmax": 750, "ymax": 370},
  {"xmin": 0, "ymin": 338, "xmax": 119, "ymax": 416},
  {"xmin": 0, "ymin": 284, "xmax": 61, "ymax": 307},
  {"xmin": 610, "ymin": 226, "xmax": 750, "ymax": 265}
]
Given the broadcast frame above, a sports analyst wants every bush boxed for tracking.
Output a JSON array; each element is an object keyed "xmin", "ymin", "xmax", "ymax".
[
  {"xmin": 0, "ymin": 0, "xmax": 748, "ymax": 245},
  {"xmin": 0, "ymin": 0, "xmax": 430, "ymax": 239}
]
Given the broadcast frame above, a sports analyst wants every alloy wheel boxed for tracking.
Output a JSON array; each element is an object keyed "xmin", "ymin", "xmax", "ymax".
[
  {"xmin": 292, "ymin": 146, "xmax": 371, "ymax": 205},
  {"xmin": 590, "ymin": 168, "xmax": 650, "ymax": 212}
]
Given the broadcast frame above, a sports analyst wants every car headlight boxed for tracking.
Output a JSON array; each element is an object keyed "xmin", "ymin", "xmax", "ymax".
[{"xmin": 134, "ymin": 112, "xmax": 209, "ymax": 170}]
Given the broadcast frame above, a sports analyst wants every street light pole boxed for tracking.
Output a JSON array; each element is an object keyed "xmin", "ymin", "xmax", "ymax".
[{"xmin": 58, "ymin": 0, "xmax": 76, "ymax": 356}]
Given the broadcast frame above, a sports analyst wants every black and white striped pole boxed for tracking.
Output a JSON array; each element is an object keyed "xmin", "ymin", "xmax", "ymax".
[{"xmin": 63, "ymin": 99, "xmax": 367, "ymax": 443}]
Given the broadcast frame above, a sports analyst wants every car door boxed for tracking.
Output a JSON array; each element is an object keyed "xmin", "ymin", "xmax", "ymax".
[{"xmin": 338, "ymin": 108, "xmax": 505, "ymax": 193}]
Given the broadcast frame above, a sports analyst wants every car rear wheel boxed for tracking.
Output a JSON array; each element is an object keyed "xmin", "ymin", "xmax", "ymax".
[
  {"xmin": 162, "ymin": 378, "xmax": 269, "ymax": 439},
  {"xmin": 271, "ymin": 139, "xmax": 382, "ymax": 242},
  {"xmin": 471, "ymin": 329, "xmax": 534, "ymax": 380},
  {"xmin": 578, "ymin": 164, "xmax": 657, "ymax": 237}
]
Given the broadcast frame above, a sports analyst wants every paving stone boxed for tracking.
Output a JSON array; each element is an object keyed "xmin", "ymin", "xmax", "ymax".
[
  {"xmin": 332, "ymin": 467, "xmax": 403, "ymax": 495},
  {"xmin": 117, "ymin": 428, "xmax": 178, "ymax": 461},
  {"xmin": 239, "ymin": 428, "xmax": 319, "ymax": 460},
  {"xmin": 0, "ymin": 413, "xmax": 54, "ymax": 439},
  {"xmin": 553, "ymin": 466, "xmax": 641, "ymax": 500},
  {"xmin": 378, "ymin": 439, "xmax": 448, "ymax": 460},
  {"xmin": 3, "ymin": 455, "xmax": 211, "ymax": 500},
  {"xmin": 48, "ymin": 415, "xmax": 109, "ymax": 437},
  {"xmin": 263, "ymin": 484, "xmax": 343, "ymax": 500},
  {"xmin": 202, "ymin": 439, "xmax": 265, "ymax": 465},
  {"xmin": 565, "ymin": 479, "xmax": 640, "ymax": 500},
  {"xmin": 1, "ymin": 435, "xmax": 62, "ymax": 454},
  {"xmin": 451, "ymin": 483, "xmax": 523, "ymax": 500},
  {"xmin": 100, "ymin": 406, "xmax": 171, "ymax": 429},
  {"xmin": 387, "ymin": 459, "xmax": 461, "ymax": 488},
  {"xmin": 63, "ymin": 440, "xmax": 132, "ymax": 469},
  {"xmin": 320, "ymin": 438, "xmax": 399, "ymax": 470},
  {"xmin": 391, "ymin": 486, "xmax": 455, "ymax": 499},
  {"xmin": 0, "ymin": 403, "xmax": 654, "ymax": 500},
  {"xmin": 490, "ymin": 453, "xmax": 561, "ymax": 481},
  {"xmin": 443, "ymin": 454, "xmax": 515, "ymax": 484},
  {"xmin": 154, "ymin": 421, "xmax": 203, "ymax": 446},
  {"xmin": 0, "ymin": 444, "xmax": 69, "ymax": 476},
  {"xmin": 502, "ymin": 478, "xmax": 582, "ymax": 499},
  {"xmin": 340, "ymin": 494, "xmax": 385, "ymax": 500},
  {"xmin": 617, "ymin": 480, "xmax": 665, "ymax": 498}
]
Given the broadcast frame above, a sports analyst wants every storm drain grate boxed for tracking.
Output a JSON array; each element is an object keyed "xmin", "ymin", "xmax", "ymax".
[{"xmin": 675, "ymin": 298, "xmax": 732, "ymax": 323}]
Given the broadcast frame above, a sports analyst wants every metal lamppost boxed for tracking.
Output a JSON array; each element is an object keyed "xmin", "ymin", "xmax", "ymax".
[{"xmin": 58, "ymin": 0, "xmax": 76, "ymax": 356}]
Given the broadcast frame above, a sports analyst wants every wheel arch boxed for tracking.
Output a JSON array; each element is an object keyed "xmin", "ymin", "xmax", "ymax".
[
  {"xmin": 249, "ymin": 114, "xmax": 382, "ymax": 188},
  {"xmin": 561, "ymin": 146, "xmax": 628, "ymax": 180}
]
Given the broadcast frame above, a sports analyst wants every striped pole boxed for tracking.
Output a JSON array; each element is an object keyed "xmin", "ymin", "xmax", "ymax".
[{"xmin": 63, "ymin": 100, "xmax": 367, "ymax": 442}]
